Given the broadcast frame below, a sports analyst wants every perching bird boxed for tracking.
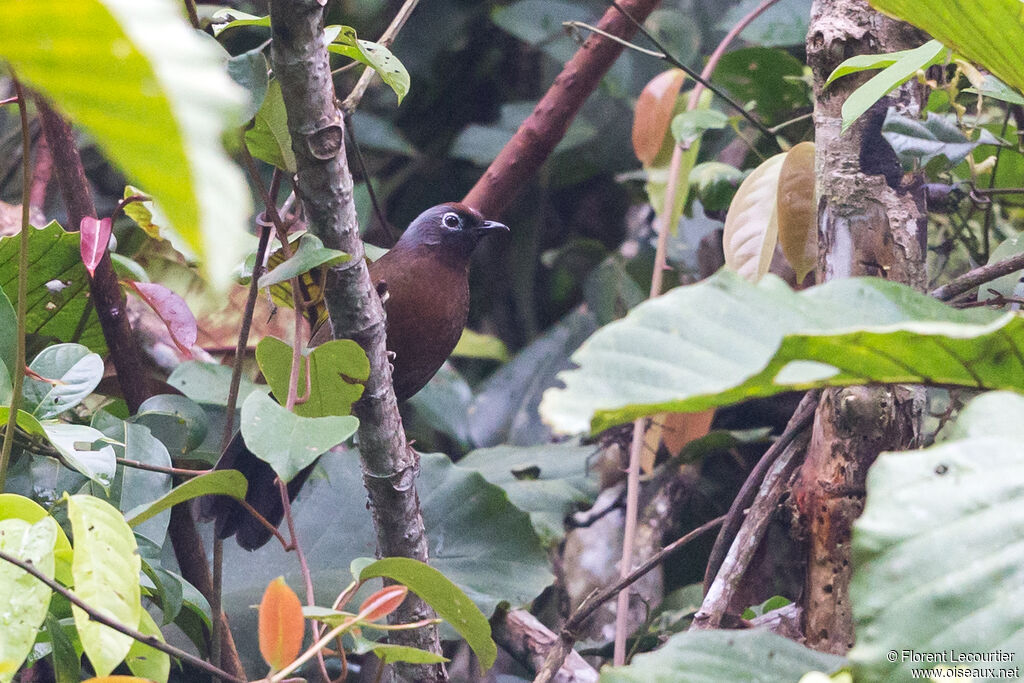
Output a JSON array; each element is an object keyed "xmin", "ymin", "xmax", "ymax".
[{"xmin": 204, "ymin": 202, "xmax": 509, "ymax": 549}]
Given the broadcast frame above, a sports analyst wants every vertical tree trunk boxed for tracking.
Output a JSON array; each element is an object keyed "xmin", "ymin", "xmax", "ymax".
[{"xmin": 794, "ymin": 0, "xmax": 927, "ymax": 654}]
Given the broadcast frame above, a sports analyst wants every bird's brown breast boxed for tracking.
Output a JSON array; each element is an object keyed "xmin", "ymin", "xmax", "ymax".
[{"xmin": 368, "ymin": 244, "xmax": 470, "ymax": 401}]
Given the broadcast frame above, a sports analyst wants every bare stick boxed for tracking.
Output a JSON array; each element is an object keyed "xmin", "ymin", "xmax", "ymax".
[{"xmin": 931, "ymin": 251, "xmax": 1024, "ymax": 301}]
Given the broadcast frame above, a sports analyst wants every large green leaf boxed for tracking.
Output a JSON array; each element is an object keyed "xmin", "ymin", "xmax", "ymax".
[
  {"xmin": 850, "ymin": 391, "xmax": 1024, "ymax": 681},
  {"xmin": 540, "ymin": 270, "xmax": 1018, "ymax": 435},
  {"xmin": 457, "ymin": 443, "xmax": 598, "ymax": 544},
  {"xmin": 869, "ymin": 0, "xmax": 1024, "ymax": 96},
  {"xmin": 599, "ymin": 629, "xmax": 844, "ymax": 682},
  {"xmin": 0, "ymin": 0, "xmax": 251, "ymax": 286},
  {"xmin": 256, "ymin": 337, "xmax": 368, "ymax": 419},
  {"xmin": 67, "ymin": 494, "xmax": 142, "ymax": 677},
  {"xmin": 126, "ymin": 470, "xmax": 247, "ymax": 528},
  {"xmin": 0, "ymin": 223, "xmax": 104, "ymax": 354}
]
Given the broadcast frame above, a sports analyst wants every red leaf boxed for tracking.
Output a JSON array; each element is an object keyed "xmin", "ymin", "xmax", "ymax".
[
  {"xmin": 258, "ymin": 577, "xmax": 305, "ymax": 672},
  {"xmin": 357, "ymin": 584, "xmax": 408, "ymax": 622},
  {"xmin": 126, "ymin": 281, "xmax": 198, "ymax": 356},
  {"xmin": 80, "ymin": 216, "xmax": 112, "ymax": 277}
]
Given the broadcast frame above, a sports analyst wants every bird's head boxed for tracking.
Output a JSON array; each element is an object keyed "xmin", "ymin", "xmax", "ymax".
[{"xmin": 395, "ymin": 202, "xmax": 509, "ymax": 260}]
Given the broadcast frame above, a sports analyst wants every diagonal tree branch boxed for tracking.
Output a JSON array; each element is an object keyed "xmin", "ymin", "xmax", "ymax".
[{"xmin": 266, "ymin": 2, "xmax": 443, "ymax": 680}]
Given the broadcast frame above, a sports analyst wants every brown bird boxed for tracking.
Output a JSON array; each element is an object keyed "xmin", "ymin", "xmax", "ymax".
[{"xmin": 204, "ymin": 203, "xmax": 508, "ymax": 549}]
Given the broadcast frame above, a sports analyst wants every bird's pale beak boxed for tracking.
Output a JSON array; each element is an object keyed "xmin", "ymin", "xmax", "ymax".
[{"xmin": 474, "ymin": 220, "xmax": 510, "ymax": 237}]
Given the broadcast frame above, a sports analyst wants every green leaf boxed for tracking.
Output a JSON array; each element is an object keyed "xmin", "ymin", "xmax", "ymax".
[
  {"xmin": 599, "ymin": 629, "xmax": 844, "ymax": 682},
  {"xmin": 838, "ymin": 39, "xmax": 946, "ymax": 131},
  {"xmin": 826, "ymin": 39, "xmax": 945, "ymax": 86},
  {"xmin": 227, "ymin": 46, "xmax": 270, "ymax": 123},
  {"xmin": 132, "ymin": 394, "xmax": 210, "ymax": 457},
  {"xmin": 670, "ymin": 109, "xmax": 729, "ymax": 146},
  {"xmin": 718, "ymin": 0, "xmax": 811, "ymax": 47},
  {"xmin": 689, "ymin": 162, "xmax": 746, "ymax": 213},
  {"xmin": 125, "ymin": 609, "xmax": 170, "ymax": 683},
  {"xmin": 539, "ymin": 269, "xmax": 1021, "ymax": 435},
  {"xmin": 0, "ymin": 494, "xmax": 72, "ymax": 585},
  {"xmin": 22, "ymin": 343, "xmax": 103, "ymax": 419},
  {"xmin": 0, "ymin": 222, "xmax": 105, "ymax": 354},
  {"xmin": 849, "ymin": 391, "xmax": 1024, "ymax": 682},
  {"xmin": 244, "ymin": 79, "xmax": 296, "ymax": 172},
  {"xmin": 209, "ymin": 8, "xmax": 269, "ymax": 36},
  {"xmin": 257, "ymin": 234, "xmax": 349, "ymax": 289},
  {"xmin": 870, "ymin": 0, "xmax": 1024, "ymax": 95},
  {"xmin": 167, "ymin": 360, "xmax": 260, "ymax": 406},
  {"xmin": 67, "ymin": 494, "xmax": 141, "ymax": 677},
  {"xmin": 126, "ymin": 470, "xmax": 247, "ymax": 528},
  {"xmin": 457, "ymin": 444, "xmax": 598, "ymax": 544},
  {"xmin": 256, "ymin": 337, "xmax": 368, "ymax": 419},
  {"xmin": 882, "ymin": 110, "xmax": 1001, "ymax": 170},
  {"xmin": 358, "ymin": 557, "xmax": 497, "ymax": 671},
  {"xmin": 240, "ymin": 391, "xmax": 359, "ymax": 482},
  {"xmin": 92, "ymin": 417, "xmax": 173, "ymax": 543},
  {"xmin": 964, "ymin": 73, "xmax": 1024, "ymax": 106},
  {"xmin": 44, "ymin": 613, "xmax": 80, "ymax": 683},
  {"xmin": 326, "ymin": 25, "xmax": 410, "ymax": 104},
  {"xmin": 491, "ymin": 0, "xmax": 591, "ymax": 46},
  {"xmin": 43, "ymin": 423, "xmax": 117, "ymax": 489},
  {"xmin": 713, "ymin": 47, "xmax": 809, "ymax": 125},
  {"xmin": 0, "ymin": 517, "xmax": 58, "ymax": 683},
  {"xmin": 349, "ymin": 633, "xmax": 449, "ymax": 665},
  {"xmin": 0, "ymin": 0, "xmax": 252, "ymax": 287}
]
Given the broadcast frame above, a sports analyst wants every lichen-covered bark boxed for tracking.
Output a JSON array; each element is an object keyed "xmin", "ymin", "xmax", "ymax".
[
  {"xmin": 267, "ymin": 2, "xmax": 443, "ymax": 679},
  {"xmin": 794, "ymin": 0, "xmax": 927, "ymax": 653}
]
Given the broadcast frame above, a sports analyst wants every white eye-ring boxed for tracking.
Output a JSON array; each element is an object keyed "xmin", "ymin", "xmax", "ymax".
[{"xmin": 442, "ymin": 212, "xmax": 461, "ymax": 229}]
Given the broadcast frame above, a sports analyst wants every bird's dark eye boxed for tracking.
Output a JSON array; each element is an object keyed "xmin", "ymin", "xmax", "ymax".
[{"xmin": 442, "ymin": 212, "xmax": 461, "ymax": 229}]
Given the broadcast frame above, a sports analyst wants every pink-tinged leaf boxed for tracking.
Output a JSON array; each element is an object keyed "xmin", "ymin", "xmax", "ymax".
[
  {"xmin": 357, "ymin": 585, "xmax": 408, "ymax": 622},
  {"xmin": 80, "ymin": 217, "xmax": 112, "ymax": 277},
  {"xmin": 126, "ymin": 281, "xmax": 198, "ymax": 357}
]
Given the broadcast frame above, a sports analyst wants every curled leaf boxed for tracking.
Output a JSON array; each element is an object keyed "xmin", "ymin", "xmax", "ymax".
[
  {"xmin": 125, "ymin": 281, "xmax": 197, "ymax": 356},
  {"xmin": 357, "ymin": 584, "xmax": 409, "ymax": 622},
  {"xmin": 258, "ymin": 577, "xmax": 304, "ymax": 672},
  {"xmin": 722, "ymin": 153, "xmax": 787, "ymax": 282},
  {"xmin": 79, "ymin": 217, "xmax": 112, "ymax": 277},
  {"xmin": 776, "ymin": 142, "xmax": 817, "ymax": 284},
  {"xmin": 632, "ymin": 69, "xmax": 686, "ymax": 166}
]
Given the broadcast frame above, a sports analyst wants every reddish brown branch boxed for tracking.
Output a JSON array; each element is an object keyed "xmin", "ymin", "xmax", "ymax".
[{"xmin": 462, "ymin": 0, "xmax": 663, "ymax": 217}]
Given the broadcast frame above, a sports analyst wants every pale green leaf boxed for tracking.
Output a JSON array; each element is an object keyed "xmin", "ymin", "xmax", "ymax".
[
  {"xmin": 23, "ymin": 343, "xmax": 103, "ymax": 419},
  {"xmin": 125, "ymin": 609, "xmax": 170, "ymax": 683},
  {"xmin": 540, "ymin": 270, "xmax": 1020, "ymax": 434},
  {"xmin": 0, "ymin": 517, "xmax": 57, "ymax": 683},
  {"xmin": 240, "ymin": 391, "xmax": 359, "ymax": 482},
  {"xmin": 125, "ymin": 470, "xmax": 248, "ymax": 527},
  {"xmin": 68, "ymin": 494, "xmax": 141, "ymax": 677},
  {"xmin": 723, "ymin": 153, "xmax": 786, "ymax": 282},
  {"xmin": 850, "ymin": 391, "xmax": 1024, "ymax": 681},
  {"xmin": 327, "ymin": 25, "xmax": 410, "ymax": 103},
  {"xmin": 257, "ymin": 234, "xmax": 349, "ymax": 289},
  {"xmin": 256, "ymin": 337, "xmax": 368, "ymax": 419}
]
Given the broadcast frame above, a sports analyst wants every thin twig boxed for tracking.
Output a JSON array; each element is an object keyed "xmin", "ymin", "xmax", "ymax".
[
  {"xmin": 343, "ymin": 112, "xmax": 394, "ymax": 245},
  {"xmin": 930, "ymin": 250, "xmax": 1024, "ymax": 301},
  {"xmin": 340, "ymin": 0, "xmax": 423, "ymax": 114},
  {"xmin": 0, "ymin": 549, "xmax": 246, "ymax": 683},
  {"xmin": 115, "ymin": 457, "xmax": 208, "ymax": 477},
  {"xmin": 563, "ymin": 21, "xmax": 664, "ymax": 58},
  {"xmin": 0, "ymin": 76, "xmax": 31, "ymax": 490},
  {"xmin": 534, "ymin": 517, "xmax": 724, "ymax": 682}
]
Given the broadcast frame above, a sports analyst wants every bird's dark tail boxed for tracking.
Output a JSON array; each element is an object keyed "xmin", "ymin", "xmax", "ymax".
[{"xmin": 199, "ymin": 432, "xmax": 312, "ymax": 551}]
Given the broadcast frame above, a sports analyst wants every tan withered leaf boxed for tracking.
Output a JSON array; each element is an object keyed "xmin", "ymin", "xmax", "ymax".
[
  {"xmin": 632, "ymin": 68, "xmax": 686, "ymax": 167},
  {"xmin": 776, "ymin": 142, "xmax": 817, "ymax": 284},
  {"xmin": 723, "ymin": 153, "xmax": 787, "ymax": 282}
]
